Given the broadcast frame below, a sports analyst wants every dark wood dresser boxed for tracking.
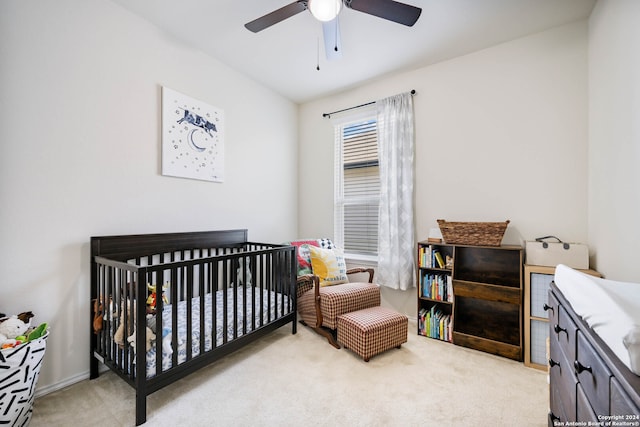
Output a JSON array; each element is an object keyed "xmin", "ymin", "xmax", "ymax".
[{"xmin": 548, "ymin": 282, "xmax": 640, "ymax": 425}]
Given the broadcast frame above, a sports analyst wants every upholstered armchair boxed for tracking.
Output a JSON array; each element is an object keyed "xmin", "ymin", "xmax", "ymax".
[{"xmin": 290, "ymin": 239, "xmax": 381, "ymax": 348}]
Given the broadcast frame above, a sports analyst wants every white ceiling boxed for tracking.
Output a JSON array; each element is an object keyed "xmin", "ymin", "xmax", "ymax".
[{"xmin": 110, "ymin": 0, "xmax": 595, "ymax": 104}]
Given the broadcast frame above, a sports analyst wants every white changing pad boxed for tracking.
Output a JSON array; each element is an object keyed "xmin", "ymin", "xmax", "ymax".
[{"xmin": 554, "ymin": 264, "xmax": 640, "ymax": 375}]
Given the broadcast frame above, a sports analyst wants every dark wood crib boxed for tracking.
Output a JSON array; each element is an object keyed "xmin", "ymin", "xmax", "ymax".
[{"xmin": 89, "ymin": 229, "xmax": 296, "ymax": 425}]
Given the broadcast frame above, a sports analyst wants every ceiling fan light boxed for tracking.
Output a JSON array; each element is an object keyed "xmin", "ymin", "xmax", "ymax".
[{"xmin": 309, "ymin": 0, "xmax": 342, "ymax": 22}]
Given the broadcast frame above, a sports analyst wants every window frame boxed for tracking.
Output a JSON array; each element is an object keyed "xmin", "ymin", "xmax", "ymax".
[{"xmin": 333, "ymin": 112, "xmax": 380, "ymax": 262}]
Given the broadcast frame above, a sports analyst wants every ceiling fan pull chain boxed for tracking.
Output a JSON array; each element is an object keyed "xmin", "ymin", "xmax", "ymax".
[
  {"xmin": 316, "ymin": 36, "xmax": 321, "ymax": 70},
  {"xmin": 335, "ymin": 0, "xmax": 340, "ymax": 51},
  {"xmin": 335, "ymin": 16, "xmax": 339, "ymax": 52}
]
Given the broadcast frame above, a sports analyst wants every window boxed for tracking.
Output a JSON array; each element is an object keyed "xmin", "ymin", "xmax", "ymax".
[{"xmin": 334, "ymin": 117, "xmax": 379, "ymax": 258}]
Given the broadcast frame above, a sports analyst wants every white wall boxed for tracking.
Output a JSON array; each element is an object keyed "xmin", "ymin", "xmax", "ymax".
[
  {"xmin": 299, "ymin": 22, "xmax": 589, "ymax": 316},
  {"xmin": 0, "ymin": 0, "xmax": 298, "ymax": 392},
  {"xmin": 588, "ymin": 0, "xmax": 640, "ymax": 282}
]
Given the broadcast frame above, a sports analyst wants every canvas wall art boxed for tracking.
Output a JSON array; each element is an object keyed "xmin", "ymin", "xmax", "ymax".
[{"xmin": 162, "ymin": 86, "xmax": 224, "ymax": 182}]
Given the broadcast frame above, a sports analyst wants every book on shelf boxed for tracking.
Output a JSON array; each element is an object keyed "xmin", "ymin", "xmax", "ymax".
[
  {"xmin": 419, "ymin": 245, "xmax": 433, "ymax": 268},
  {"xmin": 421, "ymin": 273, "xmax": 452, "ymax": 302},
  {"xmin": 434, "ymin": 251, "xmax": 445, "ymax": 269},
  {"xmin": 418, "ymin": 306, "xmax": 452, "ymax": 342},
  {"xmin": 419, "ymin": 244, "xmax": 450, "ymax": 270},
  {"xmin": 418, "ymin": 307, "xmax": 427, "ymax": 333}
]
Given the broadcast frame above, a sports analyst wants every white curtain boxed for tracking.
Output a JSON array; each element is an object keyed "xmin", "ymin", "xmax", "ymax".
[{"xmin": 376, "ymin": 92, "xmax": 416, "ymax": 290}]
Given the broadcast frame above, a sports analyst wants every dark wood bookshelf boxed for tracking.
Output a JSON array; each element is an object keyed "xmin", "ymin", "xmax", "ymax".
[{"xmin": 417, "ymin": 241, "xmax": 523, "ymax": 361}]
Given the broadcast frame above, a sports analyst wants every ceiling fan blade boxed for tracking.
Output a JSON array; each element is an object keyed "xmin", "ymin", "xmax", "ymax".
[
  {"xmin": 322, "ymin": 19, "xmax": 342, "ymax": 60},
  {"xmin": 345, "ymin": 0, "xmax": 422, "ymax": 27},
  {"xmin": 245, "ymin": 1, "xmax": 308, "ymax": 33}
]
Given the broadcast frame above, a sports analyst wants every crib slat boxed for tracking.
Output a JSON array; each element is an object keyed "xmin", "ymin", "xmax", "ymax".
[
  {"xmin": 170, "ymin": 266, "xmax": 178, "ymax": 368},
  {"xmin": 155, "ymin": 276, "xmax": 163, "ymax": 379},
  {"xmin": 211, "ymin": 259, "xmax": 218, "ymax": 348},
  {"xmin": 278, "ymin": 251, "xmax": 283, "ymax": 317},
  {"xmin": 98, "ymin": 266, "xmax": 107, "ymax": 355},
  {"xmin": 250, "ymin": 253, "xmax": 257, "ymax": 331},
  {"xmin": 222, "ymin": 257, "xmax": 228, "ymax": 345},
  {"xmin": 241, "ymin": 254, "xmax": 247, "ymax": 337},
  {"xmin": 135, "ymin": 270, "xmax": 148, "ymax": 383},
  {"xmin": 232, "ymin": 254, "xmax": 238, "ymax": 340},
  {"xmin": 267, "ymin": 253, "xmax": 273, "ymax": 322},
  {"xmin": 199, "ymin": 259, "xmax": 206, "ymax": 355},
  {"xmin": 263, "ymin": 247, "xmax": 268, "ymax": 320},
  {"xmin": 186, "ymin": 262, "xmax": 193, "ymax": 362},
  {"xmin": 107, "ymin": 266, "xmax": 115, "ymax": 367}
]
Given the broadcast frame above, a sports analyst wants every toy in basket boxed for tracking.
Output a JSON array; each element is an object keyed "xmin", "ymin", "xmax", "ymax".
[
  {"xmin": 437, "ymin": 219, "xmax": 510, "ymax": 247},
  {"xmin": 0, "ymin": 313, "xmax": 49, "ymax": 427}
]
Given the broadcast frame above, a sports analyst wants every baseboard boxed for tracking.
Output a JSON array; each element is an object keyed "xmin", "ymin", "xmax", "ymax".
[
  {"xmin": 35, "ymin": 320, "xmax": 419, "ymax": 398},
  {"xmin": 35, "ymin": 364, "xmax": 110, "ymax": 398}
]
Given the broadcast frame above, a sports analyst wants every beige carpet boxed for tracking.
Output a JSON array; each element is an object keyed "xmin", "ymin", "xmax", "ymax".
[{"xmin": 31, "ymin": 321, "xmax": 548, "ymax": 427}]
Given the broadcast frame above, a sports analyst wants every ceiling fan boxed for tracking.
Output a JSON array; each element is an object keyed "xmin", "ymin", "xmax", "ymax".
[{"xmin": 245, "ymin": 0, "xmax": 422, "ymax": 61}]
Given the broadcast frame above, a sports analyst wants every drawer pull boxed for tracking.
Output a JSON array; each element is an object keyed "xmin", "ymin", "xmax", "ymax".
[
  {"xmin": 554, "ymin": 324, "xmax": 567, "ymax": 335},
  {"xmin": 549, "ymin": 358, "xmax": 560, "ymax": 368},
  {"xmin": 574, "ymin": 360, "xmax": 592, "ymax": 374},
  {"xmin": 543, "ymin": 303, "xmax": 553, "ymax": 313}
]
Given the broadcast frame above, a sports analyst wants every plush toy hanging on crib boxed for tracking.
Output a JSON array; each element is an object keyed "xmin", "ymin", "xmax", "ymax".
[
  {"xmin": 162, "ymin": 327, "xmax": 172, "ymax": 355},
  {"xmin": 146, "ymin": 283, "xmax": 169, "ymax": 314},
  {"xmin": 92, "ymin": 299, "xmax": 104, "ymax": 334},
  {"xmin": 113, "ymin": 302, "xmax": 156, "ymax": 359},
  {"xmin": 127, "ymin": 327, "xmax": 155, "ymax": 355},
  {"xmin": 114, "ymin": 302, "xmax": 154, "ymax": 350},
  {"xmin": 145, "ymin": 313, "xmax": 172, "ymax": 355},
  {"xmin": 113, "ymin": 302, "xmax": 132, "ymax": 348}
]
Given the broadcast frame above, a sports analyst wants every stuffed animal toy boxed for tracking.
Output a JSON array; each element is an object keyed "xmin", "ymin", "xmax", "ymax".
[
  {"xmin": 144, "ymin": 313, "xmax": 173, "ymax": 355},
  {"xmin": 93, "ymin": 299, "xmax": 104, "ymax": 334},
  {"xmin": 146, "ymin": 283, "xmax": 169, "ymax": 313},
  {"xmin": 0, "ymin": 313, "xmax": 32, "ymax": 338},
  {"xmin": 114, "ymin": 302, "xmax": 135, "ymax": 348},
  {"xmin": 16, "ymin": 311, "xmax": 35, "ymax": 324},
  {"xmin": 236, "ymin": 258, "xmax": 252, "ymax": 286},
  {"xmin": 126, "ymin": 326, "xmax": 156, "ymax": 355},
  {"xmin": 114, "ymin": 302, "xmax": 156, "ymax": 356},
  {"xmin": 162, "ymin": 327, "xmax": 173, "ymax": 355},
  {"xmin": 27, "ymin": 322, "xmax": 48, "ymax": 341},
  {"xmin": 0, "ymin": 311, "xmax": 35, "ymax": 348},
  {"xmin": 146, "ymin": 313, "xmax": 156, "ymax": 334},
  {"xmin": 146, "ymin": 313, "xmax": 173, "ymax": 355}
]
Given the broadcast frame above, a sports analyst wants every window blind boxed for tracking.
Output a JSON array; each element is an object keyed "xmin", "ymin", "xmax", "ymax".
[{"xmin": 335, "ymin": 118, "xmax": 379, "ymax": 256}]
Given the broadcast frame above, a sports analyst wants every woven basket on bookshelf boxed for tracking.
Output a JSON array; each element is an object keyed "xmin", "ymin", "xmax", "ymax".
[{"xmin": 437, "ymin": 219, "xmax": 510, "ymax": 247}]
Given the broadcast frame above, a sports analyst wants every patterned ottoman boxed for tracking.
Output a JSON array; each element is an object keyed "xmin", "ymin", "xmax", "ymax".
[{"xmin": 337, "ymin": 306, "xmax": 408, "ymax": 362}]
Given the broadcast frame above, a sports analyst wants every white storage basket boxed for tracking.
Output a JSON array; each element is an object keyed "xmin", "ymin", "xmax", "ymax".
[{"xmin": 0, "ymin": 332, "xmax": 49, "ymax": 426}]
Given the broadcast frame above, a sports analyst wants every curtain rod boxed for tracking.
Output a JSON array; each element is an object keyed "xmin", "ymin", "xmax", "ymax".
[{"xmin": 322, "ymin": 89, "xmax": 416, "ymax": 118}]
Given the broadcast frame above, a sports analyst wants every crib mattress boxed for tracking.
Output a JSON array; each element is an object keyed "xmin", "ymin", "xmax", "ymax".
[
  {"xmin": 146, "ymin": 287, "xmax": 289, "ymax": 377},
  {"xmin": 554, "ymin": 264, "xmax": 640, "ymax": 375}
]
